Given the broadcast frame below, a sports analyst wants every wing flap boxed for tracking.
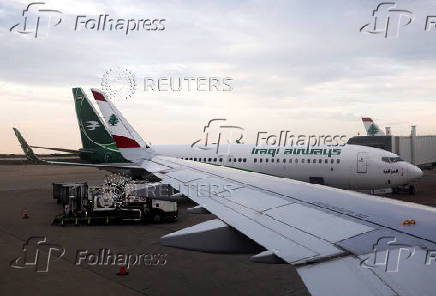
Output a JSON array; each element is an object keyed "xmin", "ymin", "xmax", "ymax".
[
  {"xmin": 156, "ymin": 164, "xmax": 357, "ymax": 263},
  {"xmin": 297, "ymin": 256, "xmax": 396, "ymax": 296},
  {"xmin": 264, "ymin": 203, "xmax": 373, "ymax": 243}
]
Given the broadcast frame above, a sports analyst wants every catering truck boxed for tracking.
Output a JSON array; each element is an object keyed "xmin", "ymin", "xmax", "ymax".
[{"xmin": 52, "ymin": 180, "xmax": 178, "ymax": 225}]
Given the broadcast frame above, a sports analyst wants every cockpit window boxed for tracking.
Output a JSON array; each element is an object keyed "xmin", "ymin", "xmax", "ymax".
[{"xmin": 382, "ymin": 156, "xmax": 404, "ymax": 163}]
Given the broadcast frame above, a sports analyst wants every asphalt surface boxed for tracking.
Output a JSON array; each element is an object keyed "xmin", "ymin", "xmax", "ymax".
[
  {"xmin": 0, "ymin": 165, "xmax": 308, "ymax": 296},
  {"xmin": 386, "ymin": 169, "xmax": 436, "ymax": 206}
]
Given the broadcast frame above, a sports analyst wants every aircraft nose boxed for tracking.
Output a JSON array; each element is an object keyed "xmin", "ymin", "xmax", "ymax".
[{"xmin": 408, "ymin": 165, "xmax": 423, "ymax": 180}]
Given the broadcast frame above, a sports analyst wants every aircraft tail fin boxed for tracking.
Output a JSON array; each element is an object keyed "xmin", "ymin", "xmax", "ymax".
[
  {"xmin": 72, "ymin": 88, "xmax": 118, "ymax": 152},
  {"xmin": 91, "ymin": 89, "xmax": 155, "ymax": 162},
  {"xmin": 362, "ymin": 117, "xmax": 385, "ymax": 136},
  {"xmin": 12, "ymin": 128, "xmax": 41, "ymax": 163}
]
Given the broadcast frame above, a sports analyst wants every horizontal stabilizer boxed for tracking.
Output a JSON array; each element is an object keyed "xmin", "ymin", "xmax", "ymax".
[
  {"xmin": 161, "ymin": 219, "xmax": 262, "ymax": 253},
  {"xmin": 30, "ymin": 146, "xmax": 87, "ymax": 154}
]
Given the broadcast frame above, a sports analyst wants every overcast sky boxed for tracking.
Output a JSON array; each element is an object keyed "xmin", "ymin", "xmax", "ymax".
[{"xmin": 1, "ymin": 0, "xmax": 436, "ymax": 153}]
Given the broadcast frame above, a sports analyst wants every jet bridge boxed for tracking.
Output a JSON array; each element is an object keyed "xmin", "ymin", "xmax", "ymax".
[{"xmin": 348, "ymin": 126, "xmax": 436, "ymax": 166}]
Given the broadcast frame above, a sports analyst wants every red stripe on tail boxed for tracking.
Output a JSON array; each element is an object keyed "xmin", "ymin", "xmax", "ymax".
[
  {"xmin": 112, "ymin": 135, "xmax": 140, "ymax": 148},
  {"xmin": 92, "ymin": 90, "xmax": 106, "ymax": 101}
]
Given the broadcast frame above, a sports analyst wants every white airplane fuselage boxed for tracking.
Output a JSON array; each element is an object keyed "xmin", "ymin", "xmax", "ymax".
[{"xmin": 152, "ymin": 144, "xmax": 422, "ymax": 190}]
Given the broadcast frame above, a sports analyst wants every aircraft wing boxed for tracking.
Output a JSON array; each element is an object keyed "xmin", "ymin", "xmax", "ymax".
[
  {"xmin": 142, "ymin": 155, "xmax": 436, "ymax": 296},
  {"xmin": 90, "ymin": 88, "xmax": 436, "ymax": 295}
]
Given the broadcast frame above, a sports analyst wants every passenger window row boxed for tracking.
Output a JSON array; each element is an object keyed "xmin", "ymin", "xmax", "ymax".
[
  {"xmin": 253, "ymin": 158, "xmax": 340, "ymax": 164},
  {"xmin": 182, "ymin": 157, "xmax": 340, "ymax": 165}
]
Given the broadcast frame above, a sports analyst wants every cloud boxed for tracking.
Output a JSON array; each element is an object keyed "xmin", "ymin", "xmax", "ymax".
[{"xmin": 1, "ymin": 0, "xmax": 436, "ymax": 153}]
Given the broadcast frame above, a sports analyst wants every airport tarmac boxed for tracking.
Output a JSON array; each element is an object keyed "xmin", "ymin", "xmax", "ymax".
[
  {"xmin": 387, "ymin": 169, "xmax": 436, "ymax": 206},
  {"xmin": 0, "ymin": 165, "xmax": 309, "ymax": 296}
]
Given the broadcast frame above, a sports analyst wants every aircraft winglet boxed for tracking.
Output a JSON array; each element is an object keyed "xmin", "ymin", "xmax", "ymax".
[{"xmin": 12, "ymin": 128, "xmax": 42, "ymax": 163}]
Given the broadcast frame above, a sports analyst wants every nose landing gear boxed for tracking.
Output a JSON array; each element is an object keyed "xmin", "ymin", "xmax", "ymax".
[{"xmin": 392, "ymin": 184, "xmax": 416, "ymax": 195}]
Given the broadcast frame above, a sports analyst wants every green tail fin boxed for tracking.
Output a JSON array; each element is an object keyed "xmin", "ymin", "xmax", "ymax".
[
  {"xmin": 12, "ymin": 128, "xmax": 40, "ymax": 163},
  {"xmin": 72, "ymin": 88, "xmax": 118, "ymax": 152}
]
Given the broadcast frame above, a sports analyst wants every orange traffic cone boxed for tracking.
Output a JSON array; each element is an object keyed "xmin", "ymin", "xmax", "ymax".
[
  {"xmin": 117, "ymin": 265, "xmax": 128, "ymax": 276},
  {"xmin": 22, "ymin": 209, "xmax": 29, "ymax": 219}
]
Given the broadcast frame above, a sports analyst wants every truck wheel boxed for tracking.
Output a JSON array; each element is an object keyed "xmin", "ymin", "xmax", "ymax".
[
  {"xmin": 153, "ymin": 213, "xmax": 162, "ymax": 223},
  {"xmin": 409, "ymin": 185, "xmax": 416, "ymax": 195}
]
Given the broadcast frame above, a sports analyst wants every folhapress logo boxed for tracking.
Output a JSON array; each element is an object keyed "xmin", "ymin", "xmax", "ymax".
[
  {"xmin": 360, "ymin": 2, "xmax": 414, "ymax": 38},
  {"xmin": 10, "ymin": 2, "xmax": 166, "ymax": 38},
  {"xmin": 191, "ymin": 119, "xmax": 245, "ymax": 153},
  {"xmin": 74, "ymin": 15, "xmax": 166, "ymax": 35},
  {"xmin": 9, "ymin": 2, "xmax": 62, "ymax": 38},
  {"xmin": 10, "ymin": 237, "xmax": 65, "ymax": 272},
  {"xmin": 360, "ymin": 237, "xmax": 415, "ymax": 272}
]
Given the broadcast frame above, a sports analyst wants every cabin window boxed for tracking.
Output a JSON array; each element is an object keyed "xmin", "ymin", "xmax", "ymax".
[
  {"xmin": 283, "ymin": 158, "xmax": 286, "ymax": 163},
  {"xmin": 259, "ymin": 158, "xmax": 263, "ymax": 163},
  {"xmin": 189, "ymin": 158, "xmax": 193, "ymax": 160},
  {"xmin": 337, "ymin": 159, "xmax": 340, "ymax": 164},
  {"xmin": 382, "ymin": 157, "xmax": 404, "ymax": 163},
  {"xmin": 318, "ymin": 159, "xmax": 322, "ymax": 164},
  {"xmin": 325, "ymin": 159, "xmax": 328, "ymax": 164},
  {"xmin": 265, "ymin": 159, "xmax": 269, "ymax": 163},
  {"xmin": 238, "ymin": 158, "xmax": 242, "ymax": 162},
  {"xmin": 307, "ymin": 159, "xmax": 311, "ymax": 163},
  {"xmin": 228, "ymin": 158, "xmax": 232, "ymax": 162},
  {"xmin": 234, "ymin": 158, "xmax": 237, "ymax": 162},
  {"xmin": 213, "ymin": 158, "xmax": 217, "ymax": 162},
  {"xmin": 219, "ymin": 158, "xmax": 223, "ymax": 162},
  {"xmin": 271, "ymin": 158, "xmax": 275, "ymax": 163},
  {"xmin": 243, "ymin": 158, "xmax": 247, "ymax": 163},
  {"xmin": 302, "ymin": 159, "xmax": 305, "ymax": 164},
  {"xmin": 254, "ymin": 158, "xmax": 257, "ymax": 163},
  {"xmin": 331, "ymin": 159, "xmax": 334, "ymax": 164}
]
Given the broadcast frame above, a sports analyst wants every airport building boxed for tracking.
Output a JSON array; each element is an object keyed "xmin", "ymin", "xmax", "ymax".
[{"xmin": 348, "ymin": 126, "xmax": 436, "ymax": 166}]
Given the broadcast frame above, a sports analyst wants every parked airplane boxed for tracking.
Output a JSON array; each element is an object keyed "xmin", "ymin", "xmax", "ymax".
[
  {"xmin": 91, "ymin": 88, "xmax": 436, "ymax": 296},
  {"xmin": 13, "ymin": 88, "xmax": 422, "ymax": 191},
  {"xmin": 362, "ymin": 117, "xmax": 386, "ymax": 136},
  {"xmin": 92, "ymin": 89, "xmax": 422, "ymax": 191}
]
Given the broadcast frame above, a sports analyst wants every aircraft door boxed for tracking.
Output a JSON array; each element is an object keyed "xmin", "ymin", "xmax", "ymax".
[{"xmin": 357, "ymin": 152, "xmax": 368, "ymax": 173}]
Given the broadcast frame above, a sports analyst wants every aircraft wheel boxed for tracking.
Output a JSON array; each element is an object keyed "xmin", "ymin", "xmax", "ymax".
[{"xmin": 153, "ymin": 213, "xmax": 162, "ymax": 223}]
